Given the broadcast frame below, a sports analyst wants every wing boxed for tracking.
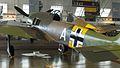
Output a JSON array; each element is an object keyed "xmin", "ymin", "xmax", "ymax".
[
  {"xmin": 0, "ymin": 25, "xmax": 46, "ymax": 39},
  {"xmin": 73, "ymin": 18, "xmax": 120, "ymax": 33},
  {"xmin": 76, "ymin": 45, "xmax": 120, "ymax": 62}
]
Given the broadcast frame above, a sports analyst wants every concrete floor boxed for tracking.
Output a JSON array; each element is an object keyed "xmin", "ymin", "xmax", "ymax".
[{"xmin": 0, "ymin": 38, "xmax": 120, "ymax": 68}]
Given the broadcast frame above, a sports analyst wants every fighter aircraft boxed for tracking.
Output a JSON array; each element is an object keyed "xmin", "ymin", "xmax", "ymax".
[{"xmin": 1, "ymin": 6, "xmax": 120, "ymax": 63}]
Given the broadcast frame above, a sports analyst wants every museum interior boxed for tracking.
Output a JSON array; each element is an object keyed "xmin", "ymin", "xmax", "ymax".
[{"xmin": 1, "ymin": 0, "xmax": 120, "ymax": 68}]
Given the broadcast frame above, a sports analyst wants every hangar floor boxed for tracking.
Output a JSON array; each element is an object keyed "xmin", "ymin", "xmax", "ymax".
[{"xmin": 0, "ymin": 38, "xmax": 120, "ymax": 68}]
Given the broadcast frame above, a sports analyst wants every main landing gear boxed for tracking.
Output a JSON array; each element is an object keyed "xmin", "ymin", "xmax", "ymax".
[
  {"xmin": 7, "ymin": 35, "xmax": 14, "ymax": 58},
  {"xmin": 58, "ymin": 44, "xmax": 80, "ymax": 54},
  {"xmin": 58, "ymin": 44, "xmax": 68, "ymax": 54}
]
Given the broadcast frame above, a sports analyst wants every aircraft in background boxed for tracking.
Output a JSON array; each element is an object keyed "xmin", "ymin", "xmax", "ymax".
[{"xmin": 1, "ymin": 6, "xmax": 120, "ymax": 63}]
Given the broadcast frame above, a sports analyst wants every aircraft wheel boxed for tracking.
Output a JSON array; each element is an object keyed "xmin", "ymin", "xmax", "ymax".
[
  {"xmin": 30, "ymin": 38, "xmax": 34, "ymax": 44},
  {"xmin": 58, "ymin": 44, "xmax": 68, "ymax": 53}
]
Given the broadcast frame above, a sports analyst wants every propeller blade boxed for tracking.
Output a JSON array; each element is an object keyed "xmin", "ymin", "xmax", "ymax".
[{"xmin": 14, "ymin": 6, "xmax": 29, "ymax": 17}]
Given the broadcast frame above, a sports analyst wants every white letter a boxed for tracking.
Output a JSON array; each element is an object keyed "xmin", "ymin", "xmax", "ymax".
[{"xmin": 60, "ymin": 28, "xmax": 66, "ymax": 41}]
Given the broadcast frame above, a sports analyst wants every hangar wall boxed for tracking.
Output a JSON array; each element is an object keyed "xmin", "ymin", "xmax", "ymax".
[
  {"xmin": 1, "ymin": 0, "xmax": 119, "ymax": 21},
  {"xmin": 0, "ymin": 0, "xmax": 29, "ymax": 13},
  {"xmin": 41, "ymin": 0, "xmax": 76, "ymax": 13},
  {"xmin": 0, "ymin": 0, "xmax": 76, "ymax": 20},
  {"xmin": 0, "ymin": 0, "xmax": 76, "ymax": 14}
]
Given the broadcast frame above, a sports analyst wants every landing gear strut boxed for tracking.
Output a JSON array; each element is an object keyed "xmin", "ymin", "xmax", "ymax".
[
  {"xmin": 58, "ymin": 44, "xmax": 68, "ymax": 54},
  {"xmin": 7, "ymin": 35, "xmax": 14, "ymax": 58}
]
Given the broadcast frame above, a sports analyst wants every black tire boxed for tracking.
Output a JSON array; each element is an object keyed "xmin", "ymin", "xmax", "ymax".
[
  {"xmin": 58, "ymin": 44, "xmax": 68, "ymax": 53},
  {"xmin": 30, "ymin": 38, "xmax": 34, "ymax": 44}
]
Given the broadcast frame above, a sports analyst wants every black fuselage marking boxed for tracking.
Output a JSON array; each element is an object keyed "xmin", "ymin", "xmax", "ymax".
[{"xmin": 70, "ymin": 28, "xmax": 83, "ymax": 47}]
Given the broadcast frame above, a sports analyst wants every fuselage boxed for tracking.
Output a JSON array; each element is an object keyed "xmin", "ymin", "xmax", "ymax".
[
  {"xmin": 37, "ymin": 20, "xmax": 119, "ymax": 49},
  {"xmin": 29, "ymin": 12, "xmax": 120, "ymax": 49}
]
